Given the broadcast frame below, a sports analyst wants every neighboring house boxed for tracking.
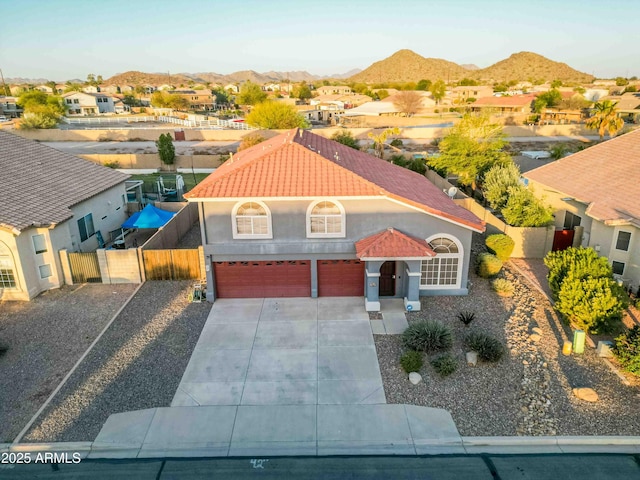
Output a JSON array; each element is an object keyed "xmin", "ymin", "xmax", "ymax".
[
  {"xmin": 602, "ymin": 92, "xmax": 640, "ymax": 124},
  {"xmin": 470, "ymin": 94, "xmax": 536, "ymax": 114},
  {"xmin": 185, "ymin": 129, "xmax": 484, "ymax": 310},
  {"xmin": 449, "ymin": 86, "xmax": 494, "ymax": 103},
  {"xmin": 100, "ymin": 84, "xmax": 121, "ymax": 94},
  {"xmin": 310, "ymin": 93, "xmax": 372, "ymax": 109},
  {"xmin": 157, "ymin": 84, "xmax": 175, "ymax": 91},
  {"xmin": 316, "ymin": 85, "xmax": 353, "ymax": 96},
  {"xmin": 224, "ymin": 84, "xmax": 239, "ymax": 94},
  {"xmin": 35, "ymin": 85, "xmax": 54, "ymax": 94},
  {"xmin": 0, "ymin": 131, "xmax": 129, "ymax": 300},
  {"xmin": 82, "ymin": 85, "xmax": 100, "ymax": 93},
  {"xmin": 0, "ymin": 96, "xmax": 23, "ymax": 118},
  {"xmin": 170, "ymin": 90, "xmax": 215, "ymax": 110},
  {"xmin": 62, "ymin": 92, "xmax": 116, "ymax": 115},
  {"xmin": 524, "ymin": 129, "xmax": 640, "ymax": 291}
]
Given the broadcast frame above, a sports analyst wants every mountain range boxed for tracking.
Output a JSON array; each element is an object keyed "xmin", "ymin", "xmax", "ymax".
[
  {"xmin": 5, "ymin": 50, "xmax": 595, "ymax": 85},
  {"xmin": 349, "ymin": 50, "xmax": 594, "ymax": 84}
]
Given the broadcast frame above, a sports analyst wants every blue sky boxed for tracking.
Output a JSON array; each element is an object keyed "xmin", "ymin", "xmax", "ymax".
[{"xmin": 0, "ymin": 0, "xmax": 638, "ymax": 81}]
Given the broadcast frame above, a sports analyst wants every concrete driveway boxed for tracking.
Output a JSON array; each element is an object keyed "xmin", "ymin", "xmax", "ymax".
[{"xmin": 172, "ymin": 297, "xmax": 385, "ymax": 407}]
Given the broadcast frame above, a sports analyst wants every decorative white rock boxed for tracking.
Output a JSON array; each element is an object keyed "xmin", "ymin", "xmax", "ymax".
[
  {"xmin": 409, "ymin": 372, "xmax": 422, "ymax": 385},
  {"xmin": 529, "ymin": 334, "xmax": 542, "ymax": 343},
  {"xmin": 573, "ymin": 387, "xmax": 599, "ymax": 402},
  {"xmin": 466, "ymin": 351, "xmax": 478, "ymax": 366},
  {"xmin": 532, "ymin": 327, "xmax": 543, "ymax": 336}
]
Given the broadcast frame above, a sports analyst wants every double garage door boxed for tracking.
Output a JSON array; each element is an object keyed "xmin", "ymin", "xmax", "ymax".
[{"xmin": 214, "ymin": 260, "xmax": 364, "ymax": 298}]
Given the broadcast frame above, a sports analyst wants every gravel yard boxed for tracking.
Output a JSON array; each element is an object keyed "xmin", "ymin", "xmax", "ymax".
[
  {"xmin": 376, "ymin": 253, "xmax": 640, "ymax": 437},
  {"xmin": 0, "ymin": 284, "xmax": 137, "ymax": 442},
  {"xmin": 22, "ymin": 281, "xmax": 210, "ymax": 443}
]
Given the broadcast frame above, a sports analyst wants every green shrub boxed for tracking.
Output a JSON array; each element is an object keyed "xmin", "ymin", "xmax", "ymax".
[
  {"xmin": 390, "ymin": 138, "xmax": 403, "ymax": 147},
  {"xmin": 501, "ymin": 186, "xmax": 554, "ymax": 227},
  {"xmin": 492, "ymin": 278, "xmax": 515, "ymax": 297},
  {"xmin": 476, "ymin": 252, "xmax": 503, "ymax": 278},
  {"xmin": 482, "ymin": 162, "xmax": 521, "ymax": 211},
  {"xmin": 485, "ymin": 234, "xmax": 515, "ymax": 262},
  {"xmin": 544, "ymin": 247, "xmax": 612, "ymax": 298},
  {"xmin": 103, "ymin": 160, "xmax": 121, "ymax": 169},
  {"xmin": 465, "ymin": 331, "xmax": 505, "ymax": 362},
  {"xmin": 431, "ymin": 353, "xmax": 458, "ymax": 377},
  {"xmin": 402, "ymin": 320, "xmax": 453, "ymax": 353},
  {"xmin": 613, "ymin": 326, "xmax": 640, "ymax": 375},
  {"xmin": 400, "ymin": 350, "xmax": 424, "ymax": 373},
  {"xmin": 457, "ymin": 311, "xmax": 476, "ymax": 326},
  {"xmin": 555, "ymin": 276, "xmax": 627, "ymax": 333}
]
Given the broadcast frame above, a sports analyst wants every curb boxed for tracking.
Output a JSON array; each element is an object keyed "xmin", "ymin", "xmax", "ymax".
[{"xmin": 8, "ymin": 436, "xmax": 640, "ymax": 459}]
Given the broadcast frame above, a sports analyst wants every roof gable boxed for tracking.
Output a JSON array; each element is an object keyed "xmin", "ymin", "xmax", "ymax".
[
  {"xmin": 355, "ymin": 228, "xmax": 436, "ymax": 259},
  {"xmin": 525, "ymin": 129, "xmax": 640, "ymax": 225},
  {"xmin": 186, "ymin": 129, "xmax": 484, "ymax": 231}
]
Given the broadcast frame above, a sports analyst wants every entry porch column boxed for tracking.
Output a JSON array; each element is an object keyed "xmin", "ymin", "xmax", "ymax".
[
  {"xmin": 364, "ymin": 260, "xmax": 383, "ymax": 311},
  {"xmin": 403, "ymin": 259, "xmax": 422, "ymax": 312}
]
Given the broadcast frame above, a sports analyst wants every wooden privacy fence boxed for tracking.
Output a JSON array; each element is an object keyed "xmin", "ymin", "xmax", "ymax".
[
  {"xmin": 68, "ymin": 252, "xmax": 101, "ymax": 283},
  {"xmin": 143, "ymin": 249, "xmax": 201, "ymax": 280}
]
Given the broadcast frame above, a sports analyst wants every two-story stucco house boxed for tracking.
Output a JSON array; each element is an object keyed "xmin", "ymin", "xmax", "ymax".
[
  {"xmin": 525, "ymin": 128, "xmax": 640, "ymax": 292},
  {"xmin": 185, "ymin": 129, "xmax": 484, "ymax": 311},
  {"xmin": 62, "ymin": 92, "xmax": 116, "ymax": 115},
  {"xmin": 0, "ymin": 131, "xmax": 129, "ymax": 300}
]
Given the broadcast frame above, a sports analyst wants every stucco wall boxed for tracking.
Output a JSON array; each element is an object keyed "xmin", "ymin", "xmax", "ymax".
[
  {"xmin": 69, "ymin": 184, "xmax": 129, "ymax": 251},
  {"xmin": 78, "ymin": 154, "xmax": 223, "ymax": 170},
  {"xmin": 198, "ymin": 197, "xmax": 474, "ymax": 292}
]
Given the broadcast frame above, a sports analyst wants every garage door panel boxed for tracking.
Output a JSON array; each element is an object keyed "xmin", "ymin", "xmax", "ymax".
[
  {"xmin": 318, "ymin": 260, "xmax": 364, "ymax": 297},
  {"xmin": 214, "ymin": 261, "xmax": 311, "ymax": 298}
]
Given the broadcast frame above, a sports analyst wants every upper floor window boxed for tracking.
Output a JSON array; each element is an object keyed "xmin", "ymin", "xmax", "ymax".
[
  {"xmin": 307, "ymin": 200, "xmax": 345, "ymax": 238},
  {"xmin": 615, "ymin": 231, "xmax": 631, "ymax": 251},
  {"xmin": 232, "ymin": 201, "xmax": 272, "ymax": 239}
]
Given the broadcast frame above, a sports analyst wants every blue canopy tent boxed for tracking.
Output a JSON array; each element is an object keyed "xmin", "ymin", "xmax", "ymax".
[{"xmin": 122, "ymin": 204, "xmax": 176, "ymax": 229}]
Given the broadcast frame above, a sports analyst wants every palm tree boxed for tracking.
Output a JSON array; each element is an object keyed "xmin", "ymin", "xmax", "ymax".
[{"xmin": 586, "ymin": 100, "xmax": 624, "ymax": 140}]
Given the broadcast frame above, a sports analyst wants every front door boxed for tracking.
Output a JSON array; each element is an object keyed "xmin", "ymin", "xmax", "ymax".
[{"xmin": 379, "ymin": 261, "xmax": 396, "ymax": 296}]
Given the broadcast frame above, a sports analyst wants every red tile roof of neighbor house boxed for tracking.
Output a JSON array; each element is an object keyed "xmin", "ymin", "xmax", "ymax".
[
  {"xmin": 185, "ymin": 129, "xmax": 484, "ymax": 231},
  {"xmin": 472, "ymin": 94, "xmax": 536, "ymax": 107},
  {"xmin": 0, "ymin": 131, "xmax": 129, "ymax": 232},
  {"xmin": 525, "ymin": 128, "xmax": 640, "ymax": 226},
  {"xmin": 355, "ymin": 228, "xmax": 436, "ymax": 259}
]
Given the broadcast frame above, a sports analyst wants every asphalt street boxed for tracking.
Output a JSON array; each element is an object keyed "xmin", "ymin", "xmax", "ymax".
[{"xmin": 2, "ymin": 454, "xmax": 639, "ymax": 479}]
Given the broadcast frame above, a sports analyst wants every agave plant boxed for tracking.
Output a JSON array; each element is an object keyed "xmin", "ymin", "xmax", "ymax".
[{"xmin": 457, "ymin": 311, "xmax": 476, "ymax": 326}]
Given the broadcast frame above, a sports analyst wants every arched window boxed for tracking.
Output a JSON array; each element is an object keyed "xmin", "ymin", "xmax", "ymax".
[
  {"xmin": 307, "ymin": 200, "xmax": 345, "ymax": 238},
  {"xmin": 232, "ymin": 201, "xmax": 272, "ymax": 239},
  {"xmin": 0, "ymin": 242, "xmax": 18, "ymax": 289},
  {"xmin": 421, "ymin": 235, "xmax": 462, "ymax": 288}
]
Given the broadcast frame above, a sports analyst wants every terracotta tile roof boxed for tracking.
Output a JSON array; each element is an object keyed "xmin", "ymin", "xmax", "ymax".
[
  {"xmin": 472, "ymin": 94, "xmax": 536, "ymax": 107},
  {"xmin": 0, "ymin": 131, "xmax": 129, "ymax": 232},
  {"xmin": 186, "ymin": 129, "xmax": 484, "ymax": 231},
  {"xmin": 355, "ymin": 228, "xmax": 436, "ymax": 259},
  {"xmin": 525, "ymin": 129, "xmax": 640, "ymax": 226}
]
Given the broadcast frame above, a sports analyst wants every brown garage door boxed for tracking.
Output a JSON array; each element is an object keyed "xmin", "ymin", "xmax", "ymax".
[
  {"xmin": 318, "ymin": 260, "xmax": 365, "ymax": 297},
  {"xmin": 214, "ymin": 260, "xmax": 311, "ymax": 298}
]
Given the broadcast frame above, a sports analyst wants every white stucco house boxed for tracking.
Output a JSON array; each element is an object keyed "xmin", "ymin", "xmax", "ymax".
[
  {"xmin": 0, "ymin": 131, "xmax": 130, "ymax": 300},
  {"xmin": 62, "ymin": 92, "xmax": 117, "ymax": 115}
]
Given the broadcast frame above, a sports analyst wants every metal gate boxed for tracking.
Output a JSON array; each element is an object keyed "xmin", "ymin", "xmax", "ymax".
[
  {"xmin": 68, "ymin": 252, "xmax": 101, "ymax": 283},
  {"xmin": 552, "ymin": 229, "xmax": 575, "ymax": 251},
  {"xmin": 143, "ymin": 249, "xmax": 201, "ymax": 280}
]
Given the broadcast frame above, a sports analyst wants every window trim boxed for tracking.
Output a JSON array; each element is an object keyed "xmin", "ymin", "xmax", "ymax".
[
  {"xmin": 615, "ymin": 230, "xmax": 631, "ymax": 252},
  {"xmin": 32, "ymin": 234, "xmax": 48, "ymax": 254},
  {"xmin": 0, "ymin": 255, "xmax": 17, "ymax": 289},
  {"xmin": 420, "ymin": 234, "xmax": 463, "ymax": 290},
  {"xmin": 231, "ymin": 201, "xmax": 272, "ymax": 239},
  {"xmin": 306, "ymin": 199, "xmax": 346, "ymax": 238}
]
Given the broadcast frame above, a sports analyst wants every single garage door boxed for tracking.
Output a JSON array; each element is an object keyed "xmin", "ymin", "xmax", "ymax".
[
  {"xmin": 214, "ymin": 260, "xmax": 311, "ymax": 298},
  {"xmin": 317, "ymin": 260, "xmax": 365, "ymax": 297}
]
